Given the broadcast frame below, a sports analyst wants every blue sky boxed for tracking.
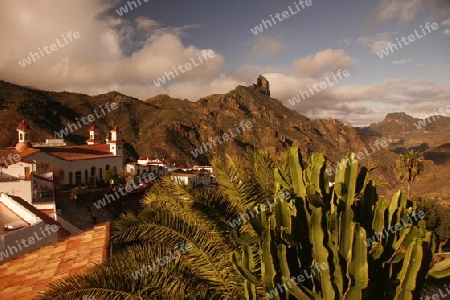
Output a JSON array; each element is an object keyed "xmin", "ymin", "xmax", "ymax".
[{"xmin": 0, "ymin": 0, "xmax": 449, "ymax": 125}]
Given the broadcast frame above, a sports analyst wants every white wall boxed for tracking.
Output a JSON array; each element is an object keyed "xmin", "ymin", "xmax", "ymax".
[
  {"xmin": 0, "ymin": 161, "xmax": 35, "ymax": 178},
  {"xmin": 0, "ymin": 193, "xmax": 41, "ymax": 224},
  {"xmin": 27, "ymin": 152, "xmax": 123, "ymax": 186},
  {"xmin": 0, "ymin": 181, "xmax": 33, "ymax": 203},
  {"xmin": 170, "ymin": 175, "xmax": 199, "ymax": 187}
]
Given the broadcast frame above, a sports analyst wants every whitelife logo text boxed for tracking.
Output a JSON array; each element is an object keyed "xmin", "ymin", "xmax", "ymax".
[
  {"xmin": 54, "ymin": 102, "xmax": 118, "ymax": 139},
  {"xmin": 376, "ymin": 22, "xmax": 439, "ymax": 58},
  {"xmin": 414, "ymin": 105, "xmax": 450, "ymax": 129},
  {"xmin": 327, "ymin": 138, "xmax": 388, "ymax": 176},
  {"xmin": 18, "ymin": 31, "xmax": 81, "ymax": 68},
  {"xmin": 288, "ymin": 69, "xmax": 350, "ymax": 106},
  {"xmin": 153, "ymin": 50, "xmax": 216, "ymax": 87},
  {"xmin": 250, "ymin": 0, "xmax": 313, "ymax": 35},
  {"xmin": 190, "ymin": 121, "xmax": 253, "ymax": 158}
]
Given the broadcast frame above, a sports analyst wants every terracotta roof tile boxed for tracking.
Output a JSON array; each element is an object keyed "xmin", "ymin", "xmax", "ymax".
[
  {"xmin": 110, "ymin": 125, "xmax": 122, "ymax": 132},
  {"xmin": 16, "ymin": 121, "xmax": 31, "ymax": 131},
  {"xmin": 0, "ymin": 147, "xmax": 40, "ymax": 160},
  {"xmin": 0, "ymin": 222, "xmax": 110, "ymax": 300},
  {"xmin": 36, "ymin": 144, "xmax": 121, "ymax": 160},
  {"xmin": 88, "ymin": 125, "xmax": 100, "ymax": 132}
]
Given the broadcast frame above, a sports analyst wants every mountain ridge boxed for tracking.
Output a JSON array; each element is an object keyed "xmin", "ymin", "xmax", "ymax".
[{"xmin": 1, "ymin": 78, "xmax": 449, "ymax": 196}]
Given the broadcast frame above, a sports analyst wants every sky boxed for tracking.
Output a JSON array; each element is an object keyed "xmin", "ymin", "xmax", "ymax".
[{"xmin": 0, "ymin": 0, "xmax": 449, "ymax": 126}]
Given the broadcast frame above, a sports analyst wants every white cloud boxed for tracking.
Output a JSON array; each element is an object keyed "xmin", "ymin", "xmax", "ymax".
[
  {"xmin": 357, "ymin": 33, "xmax": 395, "ymax": 53},
  {"xmin": 251, "ymin": 37, "xmax": 283, "ymax": 56},
  {"xmin": 264, "ymin": 71, "xmax": 450, "ymax": 124},
  {"xmin": 338, "ymin": 38, "xmax": 353, "ymax": 45},
  {"xmin": 292, "ymin": 49, "xmax": 355, "ymax": 78},
  {"xmin": 0, "ymin": 0, "xmax": 448, "ymax": 126},
  {"xmin": 392, "ymin": 59, "xmax": 413, "ymax": 64},
  {"xmin": 368, "ymin": 0, "xmax": 422, "ymax": 29},
  {"xmin": 0, "ymin": 0, "xmax": 223, "ymax": 100}
]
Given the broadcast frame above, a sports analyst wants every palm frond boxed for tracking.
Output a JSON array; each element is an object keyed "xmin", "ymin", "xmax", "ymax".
[
  {"xmin": 36, "ymin": 243, "xmax": 231, "ymax": 300},
  {"xmin": 245, "ymin": 147, "xmax": 276, "ymax": 201},
  {"xmin": 211, "ymin": 155, "xmax": 259, "ymax": 209},
  {"xmin": 112, "ymin": 201, "xmax": 242, "ymax": 296}
]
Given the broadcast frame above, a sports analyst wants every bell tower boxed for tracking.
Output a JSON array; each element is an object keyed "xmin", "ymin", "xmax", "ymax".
[
  {"xmin": 109, "ymin": 125, "xmax": 124, "ymax": 156},
  {"xmin": 86, "ymin": 125, "xmax": 102, "ymax": 145},
  {"xmin": 16, "ymin": 120, "xmax": 32, "ymax": 152}
]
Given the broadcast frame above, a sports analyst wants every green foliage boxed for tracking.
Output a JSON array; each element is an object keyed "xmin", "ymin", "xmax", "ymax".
[
  {"xmin": 415, "ymin": 196, "xmax": 450, "ymax": 251},
  {"xmin": 229, "ymin": 147, "xmax": 449, "ymax": 300},
  {"xmin": 35, "ymin": 148, "xmax": 450, "ymax": 299},
  {"xmin": 395, "ymin": 150, "xmax": 425, "ymax": 199},
  {"xmin": 103, "ymin": 168, "xmax": 118, "ymax": 183}
]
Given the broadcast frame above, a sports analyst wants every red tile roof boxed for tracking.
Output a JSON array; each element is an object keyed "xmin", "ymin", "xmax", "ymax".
[
  {"xmin": 110, "ymin": 125, "xmax": 122, "ymax": 132},
  {"xmin": 0, "ymin": 223, "xmax": 110, "ymax": 300},
  {"xmin": 36, "ymin": 144, "xmax": 120, "ymax": 160},
  {"xmin": 0, "ymin": 147, "xmax": 40, "ymax": 161},
  {"xmin": 171, "ymin": 172, "xmax": 198, "ymax": 178},
  {"xmin": 88, "ymin": 125, "xmax": 100, "ymax": 132},
  {"xmin": 16, "ymin": 121, "xmax": 31, "ymax": 131}
]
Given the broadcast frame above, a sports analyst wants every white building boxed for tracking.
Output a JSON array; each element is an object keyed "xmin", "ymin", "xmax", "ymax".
[
  {"xmin": 1, "ymin": 121, "xmax": 125, "ymax": 187},
  {"xmin": 170, "ymin": 171, "xmax": 200, "ymax": 187},
  {"xmin": 126, "ymin": 157, "xmax": 169, "ymax": 179}
]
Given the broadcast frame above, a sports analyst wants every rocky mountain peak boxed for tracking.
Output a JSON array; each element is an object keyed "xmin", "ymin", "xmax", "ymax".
[{"xmin": 252, "ymin": 75, "xmax": 270, "ymax": 97}]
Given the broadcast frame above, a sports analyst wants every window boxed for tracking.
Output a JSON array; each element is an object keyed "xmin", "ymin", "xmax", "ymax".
[
  {"xmin": 91, "ymin": 166, "xmax": 96, "ymax": 176},
  {"xmin": 106, "ymin": 164, "xmax": 110, "ymax": 170},
  {"xmin": 20, "ymin": 133, "xmax": 23, "ymax": 140},
  {"xmin": 75, "ymin": 171, "xmax": 81, "ymax": 185}
]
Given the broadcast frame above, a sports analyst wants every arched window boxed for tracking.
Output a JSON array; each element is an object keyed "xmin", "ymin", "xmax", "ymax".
[
  {"xmin": 24, "ymin": 133, "xmax": 29, "ymax": 140},
  {"xmin": 91, "ymin": 166, "xmax": 96, "ymax": 176},
  {"xmin": 106, "ymin": 164, "xmax": 110, "ymax": 170},
  {"xmin": 75, "ymin": 171, "xmax": 81, "ymax": 185},
  {"xmin": 20, "ymin": 133, "xmax": 23, "ymax": 140}
]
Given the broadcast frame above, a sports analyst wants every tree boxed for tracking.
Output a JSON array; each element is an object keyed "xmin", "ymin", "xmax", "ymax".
[
  {"xmin": 416, "ymin": 196, "xmax": 450, "ymax": 253},
  {"xmin": 395, "ymin": 149, "xmax": 425, "ymax": 199},
  {"xmin": 103, "ymin": 168, "xmax": 118, "ymax": 185}
]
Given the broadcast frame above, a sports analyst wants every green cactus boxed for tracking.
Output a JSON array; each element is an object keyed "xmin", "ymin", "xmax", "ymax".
[{"xmin": 230, "ymin": 147, "xmax": 450, "ymax": 299}]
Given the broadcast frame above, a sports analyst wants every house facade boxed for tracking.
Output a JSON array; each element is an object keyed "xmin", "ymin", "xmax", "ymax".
[{"xmin": 4, "ymin": 121, "xmax": 125, "ymax": 187}]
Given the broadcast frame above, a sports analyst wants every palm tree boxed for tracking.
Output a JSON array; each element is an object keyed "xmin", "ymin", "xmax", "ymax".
[
  {"xmin": 395, "ymin": 149, "xmax": 425, "ymax": 199},
  {"xmin": 37, "ymin": 148, "xmax": 279, "ymax": 299}
]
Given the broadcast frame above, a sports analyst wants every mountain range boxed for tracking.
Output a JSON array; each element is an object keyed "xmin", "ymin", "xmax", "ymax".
[{"xmin": 0, "ymin": 77, "xmax": 448, "ymax": 198}]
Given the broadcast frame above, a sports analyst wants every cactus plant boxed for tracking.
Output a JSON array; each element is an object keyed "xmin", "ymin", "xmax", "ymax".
[{"xmin": 230, "ymin": 147, "xmax": 450, "ymax": 299}]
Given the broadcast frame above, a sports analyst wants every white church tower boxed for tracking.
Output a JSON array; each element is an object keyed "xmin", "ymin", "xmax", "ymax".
[
  {"xmin": 109, "ymin": 125, "xmax": 124, "ymax": 156},
  {"xmin": 86, "ymin": 125, "xmax": 102, "ymax": 145},
  {"xmin": 16, "ymin": 120, "xmax": 32, "ymax": 152}
]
